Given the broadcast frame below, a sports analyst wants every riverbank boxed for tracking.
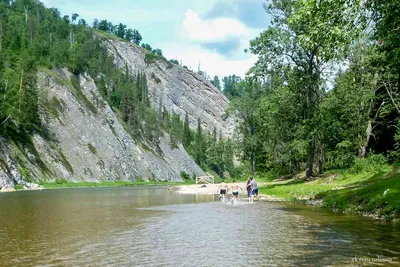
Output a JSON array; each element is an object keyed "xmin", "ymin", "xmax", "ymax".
[
  {"xmin": 258, "ymin": 166, "xmax": 400, "ymax": 220},
  {"xmin": 171, "ymin": 182, "xmax": 282, "ymax": 201},
  {"xmin": 41, "ymin": 180, "xmax": 195, "ymax": 189},
  {"xmin": 0, "ymin": 180, "xmax": 194, "ymax": 192}
]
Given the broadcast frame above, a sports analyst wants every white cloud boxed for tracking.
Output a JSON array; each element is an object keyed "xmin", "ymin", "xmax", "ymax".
[
  {"xmin": 183, "ymin": 9, "xmax": 249, "ymax": 42},
  {"xmin": 163, "ymin": 9, "xmax": 258, "ymax": 78},
  {"xmin": 162, "ymin": 43, "xmax": 257, "ymax": 78}
]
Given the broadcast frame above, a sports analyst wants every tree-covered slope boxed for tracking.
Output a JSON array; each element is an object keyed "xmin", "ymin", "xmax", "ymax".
[{"xmin": 0, "ymin": 0, "xmax": 236, "ymax": 188}]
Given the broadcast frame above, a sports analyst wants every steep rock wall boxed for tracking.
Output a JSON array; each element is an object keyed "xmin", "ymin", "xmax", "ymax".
[
  {"xmin": 106, "ymin": 39, "xmax": 237, "ymax": 138},
  {"xmin": 0, "ymin": 68, "xmax": 205, "ymax": 189}
]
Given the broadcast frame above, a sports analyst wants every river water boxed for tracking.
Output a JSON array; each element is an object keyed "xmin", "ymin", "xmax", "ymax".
[{"xmin": 0, "ymin": 186, "xmax": 399, "ymax": 266}]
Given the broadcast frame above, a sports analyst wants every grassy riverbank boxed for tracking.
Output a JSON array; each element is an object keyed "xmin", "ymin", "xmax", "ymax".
[
  {"xmin": 38, "ymin": 179, "xmax": 194, "ymax": 189},
  {"xmin": 259, "ymin": 165, "xmax": 400, "ymax": 220}
]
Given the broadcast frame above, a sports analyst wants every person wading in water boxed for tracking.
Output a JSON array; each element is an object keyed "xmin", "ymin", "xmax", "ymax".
[
  {"xmin": 246, "ymin": 176, "xmax": 252, "ymax": 202},
  {"xmin": 228, "ymin": 180, "xmax": 243, "ymax": 204},
  {"xmin": 217, "ymin": 180, "xmax": 228, "ymax": 201},
  {"xmin": 249, "ymin": 177, "xmax": 259, "ymax": 202}
]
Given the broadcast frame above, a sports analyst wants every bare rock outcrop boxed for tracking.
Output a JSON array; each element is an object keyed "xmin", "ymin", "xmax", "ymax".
[
  {"xmin": 30, "ymin": 69, "xmax": 204, "ymax": 183},
  {"xmin": 106, "ymin": 40, "xmax": 236, "ymax": 138}
]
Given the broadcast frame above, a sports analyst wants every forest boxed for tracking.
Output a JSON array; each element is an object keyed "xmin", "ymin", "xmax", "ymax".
[{"xmin": 226, "ymin": 0, "xmax": 400, "ymax": 178}]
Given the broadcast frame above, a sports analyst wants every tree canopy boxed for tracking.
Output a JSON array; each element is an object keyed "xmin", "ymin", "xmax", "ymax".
[{"xmin": 229, "ymin": 0, "xmax": 400, "ymax": 177}]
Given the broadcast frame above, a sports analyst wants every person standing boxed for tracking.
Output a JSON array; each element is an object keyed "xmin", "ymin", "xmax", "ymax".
[
  {"xmin": 217, "ymin": 180, "xmax": 228, "ymax": 201},
  {"xmin": 249, "ymin": 177, "xmax": 259, "ymax": 202},
  {"xmin": 246, "ymin": 176, "xmax": 252, "ymax": 202}
]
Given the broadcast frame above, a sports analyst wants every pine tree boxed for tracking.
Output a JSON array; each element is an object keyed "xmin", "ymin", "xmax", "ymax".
[
  {"xmin": 194, "ymin": 118, "xmax": 206, "ymax": 164},
  {"xmin": 183, "ymin": 112, "xmax": 192, "ymax": 147},
  {"xmin": 170, "ymin": 111, "xmax": 183, "ymax": 148}
]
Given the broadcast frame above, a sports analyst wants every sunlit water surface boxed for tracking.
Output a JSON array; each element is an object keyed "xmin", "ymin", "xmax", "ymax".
[{"xmin": 0, "ymin": 186, "xmax": 399, "ymax": 266}]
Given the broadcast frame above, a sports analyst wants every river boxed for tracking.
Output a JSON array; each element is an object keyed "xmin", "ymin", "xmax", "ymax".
[{"xmin": 0, "ymin": 186, "xmax": 398, "ymax": 266}]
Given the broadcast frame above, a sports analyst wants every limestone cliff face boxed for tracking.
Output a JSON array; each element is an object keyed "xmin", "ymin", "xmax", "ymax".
[
  {"xmin": 0, "ymin": 68, "xmax": 205, "ymax": 189},
  {"xmin": 0, "ymin": 38, "xmax": 237, "ymax": 189},
  {"xmin": 106, "ymin": 39, "xmax": 236, "ymax": 137}
]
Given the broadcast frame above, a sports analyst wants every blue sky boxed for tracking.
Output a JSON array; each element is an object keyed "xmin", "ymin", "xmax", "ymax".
[{"xmin": 41, "ymin": 0, "xmax": 270, "ymax": 78}]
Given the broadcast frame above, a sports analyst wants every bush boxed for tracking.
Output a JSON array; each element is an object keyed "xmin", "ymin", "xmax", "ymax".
[
  {"xmin": 347, "ymin": 154, "xmax": 388, "ymax": 174},
  {"xmin": 15, "ymin": 184, "xmax": 24, "ymax": 190},
  {"xmin": 88, "ymin": 143, "xmax": 97, "ymax": 154},
  {"xmin": 151, "ymin": 72, "xmax": 161, "ymax": 84},
  {"xmin": 180, "ymin": 171, "xmax": 191, "ymax": 180},
  {"xmin": 144, "ymin": 53, "xmax": 156, "ymax": 64},
  {"xmin": 55, "ymin": 178, "xmax": 68, "ymax": 185},
  {"xmin": 229, "ymin": 164, "xmax": 249, "ymax": 180}
]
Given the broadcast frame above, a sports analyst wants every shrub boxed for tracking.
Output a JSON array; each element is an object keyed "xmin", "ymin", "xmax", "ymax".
[
  {"xmin": 18, "ymin": 167, "xmax": 33, "ymax": 183},
  {"xmin": 348, "ymin": 154, "xmax": 388, "ymax": 174},
  {"xmin": 88, "ymin": 143, "xmax": 97, "ymax": 154},
  {"xmin": 151, "ymin": 72, "xmax": 161, "ymax": 84},
  {"xmin": 55, "ymin": 178, "xmax": 68, "ymax": 184},
  {"xmin": 180, "ymin": 171, "xmax": 191, "ymax": 180},
  {"xmin": 15, "ymin": 184, "xmax": 24, "ymax": 190}
]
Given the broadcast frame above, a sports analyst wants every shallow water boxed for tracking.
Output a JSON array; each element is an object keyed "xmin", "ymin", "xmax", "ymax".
[{"xmin": 0, "ymin": 186, "xmax": 398, "ymax": 266}]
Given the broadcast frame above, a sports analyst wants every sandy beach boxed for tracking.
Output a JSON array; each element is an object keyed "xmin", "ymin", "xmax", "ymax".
[{"xmin": 170, "ymin": 182, "xmax": 282, "ymax": 201}]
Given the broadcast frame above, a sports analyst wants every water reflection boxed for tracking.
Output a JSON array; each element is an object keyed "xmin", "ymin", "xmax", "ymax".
[{"xmin": 0, "ymin": 187, "xmax": 398, "ymax": 266}]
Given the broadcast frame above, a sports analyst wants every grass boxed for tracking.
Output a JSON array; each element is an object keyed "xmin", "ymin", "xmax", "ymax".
[
  {"xmin": 258, "ymin": 165, "xmax": 400, "ymax": 219},
  {"xmin": 94, "ymin": 29, "xmax": 125, "ymax": 42},
  {"xmin": 45, "ymin": 96, "xmax": 65, "ymax": 120},
  {"xmin": 40, "ymin": 179, "xmax": 195, "ymax": 189},
  {"xmin": 15, "ymin": 184, "xmax": 24, "ymax": 190}
]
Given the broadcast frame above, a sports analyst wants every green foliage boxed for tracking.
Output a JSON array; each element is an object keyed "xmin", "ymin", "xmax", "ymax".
[
  {"xmin": 92, "ymin": 19, "xmax": 142, "ymax": 44},
  {"xmin": 229, "ymin": 78, "xmax": 264, "ymax": 175},
  {"xmin": 18, "ymin": 167, "xmax": 33, "ymax": 183},
  {"xmin": 144, "ymin": 51, "xmax": 165, "ymax": 65},
  {"xmin": 320, "ymin": 167, "xmax": 400, "ymax": 219},
  {"xmin": 222, "ymin": 75, "xmax": 241, "ymax": 99},
  {"xmin": 168, "ymin": 59, "xmax": 179, "ymax": 68},
  {"xmin": 169, "ymin": 111, "xmax": 183, "ymax": 148},
  {"xmin": 59, "ymin": 151, "xmax": 74, "ymax": 174},
  {"xmin": 180, "ymin": 171, "xmax": 191, "ymax": 180},
  {"xmin": 347, "ymin": 154, "xmax": 388, "ymax": 174},
  {"xmin": 226, "ymin": 0, "xmax": 399, "ymax": 179},
  {"xmin": 211, "ymin": 75, "xmax": 221, "ymax": 90},
  {"xmin": 141, "ymin": 43, "xmax": 152, "ymax": 51},
  {"xmin": 15, "ymin": 184, "xmax": 24, "ymax": 190},
  {"xmin": 144, "ymin": 53, "xmax": 157, "ymax": 64},
  {"xmin": 88, "ymin": 143, "xmax": 97, "ymax": 155},
  {"xmin": 70, "ymin": 75, "xmax": 97, "ymax": 114},
  {"xmin": 182, "ymin": 112, "xmax": 192, "ymax": 147},
  {"xmin": 164, "ymin": 112, "xmax": 234, "ymax": 178},
  {"xmin": 150, "ymin": 72, "xmax": 161, "ymax": 84},
  {"xmin": 193, "ymin": 118, "xmax": 207, "ymax": 164},
  {"xmin": 55, "ymin": 178, "xmax": 68, "ymax": 185},
  {"xmin": 41, "ymin": 179, "xmax": 194, "ymax": 189}
]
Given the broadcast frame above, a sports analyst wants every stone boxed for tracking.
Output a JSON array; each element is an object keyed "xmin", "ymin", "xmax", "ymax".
[{"xmin": 106, "ymin": 40, "xmax": 236, "ymax": 138}]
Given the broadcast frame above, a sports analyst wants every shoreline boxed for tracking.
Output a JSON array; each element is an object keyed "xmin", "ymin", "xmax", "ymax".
[
  {"xmin": 171, "ymin": 183, "xmax": 283, "ymax": 202},
  {"xmin": 0, "ymin": 180, "xmax": 192, "ymax": 193},
  {"xmin": 172, "ymin": 180, "xmax": 399, "ymax": 221},
  {"xmin": 3, "ymin": 176, "xmax": 398, "ymax": 221}
]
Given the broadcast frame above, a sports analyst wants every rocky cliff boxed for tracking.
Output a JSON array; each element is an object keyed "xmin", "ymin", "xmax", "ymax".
[
  {"xmin": 106, "ymin": 39, "xmax": 236, "ymax": 137},
  {"xmin": 0, "ymin": 38, "xmax": 236, "ymax": 189},
  {"xmin": 0, "ymin": 68, "xmax": 206, "ymax": 189}
]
